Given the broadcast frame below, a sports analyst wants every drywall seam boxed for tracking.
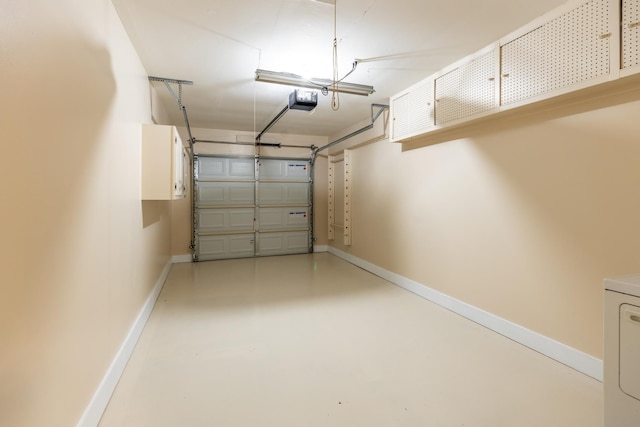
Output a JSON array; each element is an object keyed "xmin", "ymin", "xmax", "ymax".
[
  {"xmin": 76, "ymin": 259, "xmax": 173, "ymax": 427},
  {"xmin": 327, "ymin": 246, "xmax": 603, "ymax": 381}
]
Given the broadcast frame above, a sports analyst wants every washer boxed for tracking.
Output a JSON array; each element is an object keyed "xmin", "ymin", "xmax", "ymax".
[{"xmin": 604, "ymin": 274, "xmax": 640, "ymax": 426}]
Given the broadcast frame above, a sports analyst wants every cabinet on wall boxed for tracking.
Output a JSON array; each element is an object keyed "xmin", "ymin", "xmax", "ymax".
[
  {"xmin": 389, "ymin": 79, "xmax": 434, "ymax": 142},
  {"xmin": 388, "ymin": 0, "xmax": 627, "ymax": 143},
  {"xmin": 142, "ymin": 124, "xmax": 187, "ymax": 200},
  {"xmin": 500, "ymin": 0, "xmax": 613, "ymax": 106},
  {"xmin": 622, "ymin": 0, "xmax": 640, "ymax": 73},
  {"xmin": 434, "ymin": 45, "xmax": 498, "ymax": 126}
]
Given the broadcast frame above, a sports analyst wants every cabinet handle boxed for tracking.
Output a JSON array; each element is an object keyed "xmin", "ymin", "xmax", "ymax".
[
  {"xmin": 488, "ymin": 77, "xmax": 495, "ymax": 81},
  {"xmin": 502, "ymin": 73, "xmax": 510, "ymax": 78},
  {"xmin": 624, "ymin": 308, "xmax": 640, "ymax": 324},
  {"xmin": 629, "ymin": 22, "xmax": 640, "ymax": 29},
  {"xmin": 599, "ymin": 32, "xmax": 611, "ymax": 39}
]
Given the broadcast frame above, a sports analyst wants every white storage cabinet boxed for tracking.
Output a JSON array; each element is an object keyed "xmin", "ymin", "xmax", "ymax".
[
  {"xmin": 434, "ymin": 46, "xmax": 498, "ymax": 126},
  {"xmin": 142, "ymin": 124, "xmax": 187, "ymax": 200},
  {"xmin": 389, "ymin": 78, "xmax": 434, "ymax": 142},
  {"xmin": 500, "ymin": 0, "xmax": 612, "ymax": 107},
  {"xmin": 622, "ymin": 0, "xmax": 640, "ymax": 73},
  {"xmin": 604, "ymin": 275, "xmax": 640, "ymax": 426}
]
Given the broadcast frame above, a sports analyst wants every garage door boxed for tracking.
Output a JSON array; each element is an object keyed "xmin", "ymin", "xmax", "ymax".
[{"xmin": 194, "ymin": 155, "xmax": 313, "ymax": 261}]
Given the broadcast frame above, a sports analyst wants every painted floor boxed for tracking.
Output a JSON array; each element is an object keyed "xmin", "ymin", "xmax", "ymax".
[{"xmin": 99, "ymin": 253, "xmax": 602, "ymax": 426}]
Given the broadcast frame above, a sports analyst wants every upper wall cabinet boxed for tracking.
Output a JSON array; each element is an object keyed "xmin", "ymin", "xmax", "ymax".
[
  {"xmin": 389, "ymin": 79, "xmax": 434, "ymax": 142},
  {"xmin": 622, "ymin": 0, "xmax": 640, "ymax": 73},
  {"xmin": 389, "ymin": 0, "xmax": 631, "ymax": 143},
  {"xmin": 501, "ymin": 0, "xmax": 613, "ymax": 107},
  {"xmin": 142, "ymin": 124, "xmax": 187, "ymax": 200},
  {"xmin": 435, "ymin": 45, "xmax": 498, "ymax": 126}
]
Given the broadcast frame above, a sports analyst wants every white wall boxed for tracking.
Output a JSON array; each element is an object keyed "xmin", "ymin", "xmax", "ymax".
[
  {"xmin": 0, "ymin": 1, "xmax": 173, "ymax": 425},
  {"xmin": 328, "ymin": 86, "xmax": 640, "ymax": 359}
]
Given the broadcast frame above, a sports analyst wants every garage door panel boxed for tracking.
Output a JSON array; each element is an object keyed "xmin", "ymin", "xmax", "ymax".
[
  {"xmin": 256, "ymin": 231, "xmax": 310, "ymax": 256},
  {"xmin": 258, "ymin": 182, "xmax": 309, "ymax": 205},
  {"xmin": 197, "ymin": 182, "xmax": 255, "ymax": 206},
  {"xmin": 197, "ymin": 234, "xmax": 255, "ymax": 261},
  {"xmin": 198, "ymin": 208, "xmax": 254, "ymax": 233},
  {"xmin": 259, "ymin": 159, "xmax": 310, "ymax": 180},
  {"xmin": 198, "ymin": 157, "xmax": 255, "ymax": 180},
  {"xmin": 258, "ymin": 207, "xmax": 309, "ymax": 230}
]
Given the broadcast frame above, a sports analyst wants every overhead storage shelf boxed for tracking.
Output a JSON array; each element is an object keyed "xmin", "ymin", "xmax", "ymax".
[{"xmin": 390, "ymin": 0, "xmax": 640, "ymax": 144}]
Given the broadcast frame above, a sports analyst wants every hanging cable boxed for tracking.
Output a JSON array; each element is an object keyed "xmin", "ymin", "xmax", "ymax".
[
  {"xmin": 298, "ymin": 59, "xmax": 357, "ymax": 93},
  {"xmin": 338, "ymin": 60, "xmax": 358, "ymax": 83}
]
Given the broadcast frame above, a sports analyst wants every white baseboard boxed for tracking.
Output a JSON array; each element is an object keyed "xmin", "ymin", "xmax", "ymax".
[
  {"xmin": 172, "ymin": 254, "xmax": 192, "ymax": 263},
  {"xmin": 77, "ymin": 259, "xmax": 173, "ymax": 427},
  {"xmin": 313, "ymin": 245, "xmax": 329, "ymax": 252},
  {"xmin": 327, "ymin": 246, "xmax": 603, "ymax": 381}
]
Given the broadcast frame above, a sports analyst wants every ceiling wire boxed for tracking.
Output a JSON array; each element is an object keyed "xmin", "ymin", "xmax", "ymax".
[{"xmin": 331, "ymin": 0, "xmax": 340, "ymax": 111}]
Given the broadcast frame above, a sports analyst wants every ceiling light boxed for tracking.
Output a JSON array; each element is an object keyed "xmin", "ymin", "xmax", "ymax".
[{"xmin": 255, "ymin": 69, "xmax": 375, "ymax": 96}]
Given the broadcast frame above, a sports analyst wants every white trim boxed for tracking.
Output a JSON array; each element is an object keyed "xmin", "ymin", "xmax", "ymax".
[
  {"xmin": 313, "ymin": 245, "xmax": 329, "ymax": 253},
  {"xmin": 76, "ymin": 259, "xmax": 173, "ymax": 427},
  {"xmin": 172, "ymin": 254, "xmax": 193, "ymax": 263},
  {"xmin": 327, "ymin": 246, "xmax": 603, "ymax": 381}
]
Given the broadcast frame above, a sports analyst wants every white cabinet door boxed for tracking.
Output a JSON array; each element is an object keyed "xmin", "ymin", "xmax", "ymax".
[
  {"xmin": 622, "ymin": 0, "xmax": 640, "ymax": 71},
  {"xmin": 390, "ymin": 79, "xmax": 434, "ymax": 142},
  {"xmin": 390, "ymin": 91, "xmax": 409, "ymax": 141},
  {"xmin": 172, "ymin": 131, "xmax": 185, "ymax": 198},
  {"xmin": 142, "ymin": 124, "xmax": 186, "ymax": 200},
  {"xmin": 620, "ymin": 303, "xmax": 640, "ymax": 400},
  {"xmin": 501, "ymin": 0, "xmax": 612, "ymax": 106},
  {"xmin": 408, "ymin": 80, "xmax": 434, "ymax": 136},
  {"xmin": 434, "ymin": 47, "xmax": 498, "ymax": 126}
]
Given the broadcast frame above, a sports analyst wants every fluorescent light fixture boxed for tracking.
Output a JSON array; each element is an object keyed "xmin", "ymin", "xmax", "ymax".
[{"xmin": 255, "ymin": 69, "xmax": 375, "ymax": 96}]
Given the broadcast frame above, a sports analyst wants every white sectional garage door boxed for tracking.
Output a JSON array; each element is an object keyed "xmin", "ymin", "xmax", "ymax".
[{"xmin": 194, "ymin": 155, "xmax": 313, "ymax": 261}]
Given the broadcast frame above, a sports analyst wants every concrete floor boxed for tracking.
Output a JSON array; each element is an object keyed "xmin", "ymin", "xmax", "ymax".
[{"xmin": 99, "ymin": 253, "xmax": 602, "ymax": 426}]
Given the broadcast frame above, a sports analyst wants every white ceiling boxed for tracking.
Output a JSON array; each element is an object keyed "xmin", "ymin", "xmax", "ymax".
[{"xmin": 112, "ymin": 0, "xmax": 567, "ymax": 138}]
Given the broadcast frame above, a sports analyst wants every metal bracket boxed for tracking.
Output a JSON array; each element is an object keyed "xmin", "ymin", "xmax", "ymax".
[
  {"xmin": 370, "ymin": 103, "xmax": 388, "ymax": 123},
  {"xmin": 148, "ymin": 76, "xmax": 196, "ymax": 145},
  {"xmin": 311, "ymin": 103, "xmax": 389, "ymax": 164},
  {"xmin": 148, "ymin": 76, "xmax": 193, "ymax": 109},
  {"xmin": 149, "ymin": 75, "xmax": 197, "ymax": 261}
]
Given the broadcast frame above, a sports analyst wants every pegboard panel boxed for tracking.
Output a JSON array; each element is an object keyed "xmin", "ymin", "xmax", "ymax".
[
  {"xmin": 501, "ymin": 0, "xmax": 610, "ymax": 105},
  {"xmin": 622, "ymin": 0, "xmax": 640, "ymax": 69},
  {"xmin": 434, "ymin": 48, "xmax": 497, "ymax": 126},
  {"xmin": 408, "ymin": 80, "xmax": 434, "ymax": 134},
  {"xmin": 390, "ymin": 92, "xmax": 409, "ymax": 141}
]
